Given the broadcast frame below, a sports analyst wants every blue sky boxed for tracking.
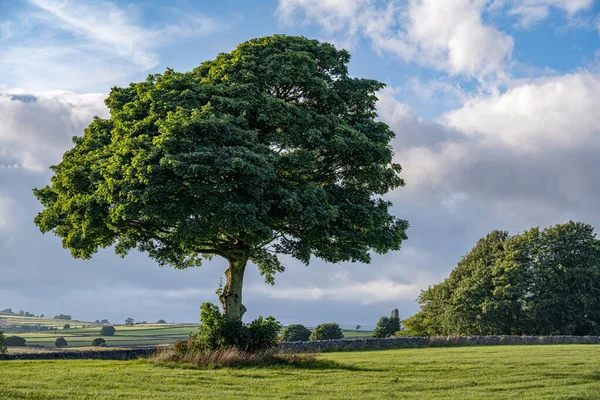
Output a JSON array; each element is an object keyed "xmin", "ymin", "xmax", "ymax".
[{"xmin": 1, "ymin": 0, "xmax": 600, "ymax": 327}]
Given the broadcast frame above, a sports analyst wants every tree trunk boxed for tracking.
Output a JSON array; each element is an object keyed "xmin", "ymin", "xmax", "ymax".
[{"xmin": 219, "ymin": 258, "xmax": 248, "ymax": 321}]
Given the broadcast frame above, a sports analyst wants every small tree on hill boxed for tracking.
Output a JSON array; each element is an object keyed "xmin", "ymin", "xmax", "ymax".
[
  {"xmin": 0, "ymin": 332, "xmax": 6, "ymax": 354},
  {"xmin": 372, "ymin": 316, "xmax": 401, "ymax": 338},
  {"xmin": 355, "ymin": 325, "xmax": 361, "ymax": 330},
  {"xmin": 33, "ymin": 35, "xmax": 409, "ymax": 323},
  {"xmin": 100, "ymin": 326, "xmax": 116, "ymax": 336},
  {"xmin": 125, "ymin": 317, "xmax": 134, "ymax": 326},
  {"xmin": 6, "ymin": 336, "xmax": 26, "ymax": 346},
  {"xmin": 157, "ymin": 319, "xmax": 166, "ymax": 324},
  {"xmin": 100, "ymin": 319, "xmax": 109, "ymax": 324},
  {"xmin": 92, "ymin": 338, "xmax": 106, "ymax": 347},
  {"xmin": 280, "ymin": 324, "xmax": 311, "ymax": 342},
  {"xmin": 63, "ymin": 324, "xmax": 70, "ymax": 329},
  {"xmin": 54, "ymin": 314, "xmax": 72, "ymax": 320},
  {"xmin": 310, "ymin": 323, "xmax": 344, "ymax": 341},
  {"xmin": 55, "ymin": 337, "xmax": 68, "ymax": 348}
]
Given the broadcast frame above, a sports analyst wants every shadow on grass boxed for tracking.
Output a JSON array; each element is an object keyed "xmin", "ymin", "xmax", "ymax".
[{"xmin": 152, "ymin": 357, "xmax": 373, "ymax": 372}]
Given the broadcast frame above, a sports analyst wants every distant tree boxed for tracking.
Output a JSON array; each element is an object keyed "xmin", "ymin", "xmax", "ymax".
[
  {"xmin": 54, "ymin": 314, "xmax": 72, "ymax": 320},
  {"xmin": 157, "ymin": 319, "xmax": 166, "ymax": 324},
  {"xmin": 139, "ymin": 321, "xmax": 148, "ymax": 325},
  {"xmin": 33, "ymin": 35, "xmax": 409, "ymax": 323},
  {"xmin": 355, "ymin": 325, "xmax": 361, "ymax": 330},
  {"xmin": 0, "ymin": 331, "xmax": 6, "ymax": 354},
  {"xmin": 40, "ymin": 314, "xmax": 44, "ymax": 318},
  {"xmin": 95, "ymin": 320, "xmax": 100, "ymax": 324},
  {"xmin": 100, "ymin": 326, "xmax": 116, "ymax": 336},
  {"xmin": 63, "ymin": 324, "xmax": 70, "ymax": 330},
  {"xmin": 280, "ymin": 324, "xmax": 311, "ymax": 342},
  {"xmin": 403, "ymin": 221, "xmax": 600, "ymax": 336},
  {"xmin": 100, "ymin": 319, "xmax": 109, "ymax": 324},
  {"xmin": 92, "ymin": 338, "xmax": 106, "ymax": 347},
  {"xmin": 0, "ymin": 308, "xmax": 12, "ymax": 314},
  {"xmin": 372, "ymin": 316, "xmax": 401, "ymax": 338},
  {"xmin": 55, "ymin": 337, "xmax": 68, "ymax": 348},
  {"xmin": 25, "ymin": 312, "xmax": 34, "ymax": 317},
  {"xmin": 310, "ymin": 323, "xmax": 344, "ymax": 341},
  {"xmin": 5, "ymin": 336, "xmax": 26, "ymax": 346},
  {"xmin": 18, "ymin": 310, "xmax": 25, "ymax": 316},
  {"xmin": 125, "ymin": 317, "xmax": 134, "ymax": 326}
]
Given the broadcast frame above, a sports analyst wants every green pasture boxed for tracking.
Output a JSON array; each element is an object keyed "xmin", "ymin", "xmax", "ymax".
[
  {"xmin": 8, "ymin": 325, "xmax": 198, "ymax": 348},
  {"xmin": 1, "ymin": 345, "xmax": 599, "ymax": 399},
  {"xmin": 1, "ymin": 315, "xmax": 373, "ymax": 348}
]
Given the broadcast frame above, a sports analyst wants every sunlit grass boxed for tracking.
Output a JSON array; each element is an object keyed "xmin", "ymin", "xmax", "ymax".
[{"xmin": 1, "ymin": 345, "xmax": 599, "ymax": 399}]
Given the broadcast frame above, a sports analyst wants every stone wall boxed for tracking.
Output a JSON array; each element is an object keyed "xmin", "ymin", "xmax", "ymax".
[
  {"xmin": 277, "ymin": 335, "xmax": 600, "ymax": 352},
  {"xmin": 0, "ymin": 348, "xmax": 157, "ymax": 361}
]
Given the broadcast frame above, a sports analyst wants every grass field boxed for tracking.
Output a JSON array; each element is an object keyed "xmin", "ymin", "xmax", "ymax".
[
  {"xmin": 1, "ymin": 345, "xmax": 599, "ymax": 399},
  {"xmin": 1, "ymin": 315, "xmax": 372, "ymax": 348}
]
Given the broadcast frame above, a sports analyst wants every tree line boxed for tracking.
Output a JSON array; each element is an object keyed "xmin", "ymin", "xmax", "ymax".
[{"xmin": 403, "ymin": 221, "xmax": 600, "ymax": 336}]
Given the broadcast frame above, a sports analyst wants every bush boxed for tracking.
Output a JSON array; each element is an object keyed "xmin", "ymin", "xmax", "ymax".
[
  {"xmin": 280, "ymin": 324, "xmax": 311, "ymax": 342},
  {"xmin": 372, "ymin": 316, "xmax": 401, "ymax": 338},
  {"xmin": 63, "ymin": 324, "xmax": 70, "ymax": 329},
  {"xmin": 247, "ymin": 316, "xmax": 282, "ymax": 352},
  {"xmin": 0, "ymin": 331, "xmax": 6, "ymax": 354},
  {"xmin": 189, "ymin": 302, "xmax": 281, "ymax": 353},
  {"xmin": 5, "ymin": 336, "xmax": 26, "ymax": 347},
  {"xmin": 310, "ymin": 323, "xmax": 344, "ymax": 341},
  {"xmin": 174, "ymin": 340, "xmax": 189, "ymax": 355},
  {"xmin": 55, "ymin": 337, "xmax": 68, "ymax": 348},
  {"xmin": 100, "ymin": 326, "xmax": 116, "ymax": 336},
  {"xmin": 54, "ymin": 314, "xmax": 72, "ymax": 320},
  {"xmin": 92, "ymin": 338, "xmax": 106, "ymax": 347},
  {"xmin": 157, "ymin": 319, "xmax": 166, "ymax": 324}
]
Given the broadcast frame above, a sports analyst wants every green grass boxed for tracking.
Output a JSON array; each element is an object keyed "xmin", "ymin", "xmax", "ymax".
[
  {"xmin": 2, "ymin": 315, "xmax": 372, "ymax": 348},
  {"xmin": 1, "ymin": 345, "xmax": 599, "ymax": 399},
  {"xmin": 10, "ymin": 325, "xmax": 198, "ymax": 348}
]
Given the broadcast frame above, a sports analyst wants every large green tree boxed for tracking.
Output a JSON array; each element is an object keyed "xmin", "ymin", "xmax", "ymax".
[
  {"xmin": 403, "ymin": 221, "xmax": 600, "ymax": 336},
  {"xmin": 34, "ymin": 35, "xmax": 408, "ymax": 321}
]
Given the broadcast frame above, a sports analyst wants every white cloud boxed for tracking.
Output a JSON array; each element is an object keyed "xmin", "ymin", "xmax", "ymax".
[
  {"xmin": 378, "ymin": 72, "xmax": 600, "ymax": 225},
  {"xmin": 1, "ymin": 0, "xmax": 225, "ymax": 91},
  {"xmin": 250, "ymin": 280, "xmax": 422, "ymax": 304},
  {"xmin": 506, "ymin": 0, "xmax": 594, "ymax": 27},
  {"xmin": 0, "ymin": 90, "xmax": 108, "ymax": 171},
  {"xmin": 278, "ymin": 0, "xmax": 514, "ymax": 83}
]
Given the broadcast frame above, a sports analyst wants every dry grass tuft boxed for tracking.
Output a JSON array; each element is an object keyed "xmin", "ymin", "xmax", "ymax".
[{"xmin": 153, "ymin": 347, "xmax": 317, "ymax": 368}]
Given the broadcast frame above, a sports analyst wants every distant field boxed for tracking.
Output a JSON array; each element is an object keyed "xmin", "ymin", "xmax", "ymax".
[
  {"xmin": 1, "ymin": 315, "xmax": 372, "ymax": 348},
  {"xmin": 1, "ymin": 345, "xmax": 599, "ymax": 399}
]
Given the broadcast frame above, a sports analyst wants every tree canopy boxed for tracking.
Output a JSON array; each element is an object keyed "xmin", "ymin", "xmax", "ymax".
[
  {"xmin": 403, "ymin": 221, "xmax": 600, "ymax": 336},
  {"xmin": 33, "ymin": 35, "xmax": 408, "ymax": 321}
]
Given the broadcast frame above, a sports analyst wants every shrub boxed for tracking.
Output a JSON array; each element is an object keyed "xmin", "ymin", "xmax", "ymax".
[
  {"xmin": 0, "ymin": 331, "xmax": 6, "ymax": 354},
  {"xmin": 5, "ymin": 336, "xmax": 26, "ymax": 347},
  {"xmin": 247, "ymin": 316, "xmax": 282, "ymax": 352},
  {"xmin": 157, "ymin": 319, "xmax": 166, "ymax": 324},
  {"xmin": 100, "ymin": 326, "xmax": 116, "ymax": 336},
  {"xmin": 92, "ymin": 338, "xmax": 106, "ymax": 347},
  {"xmin": 54, "ymin": 314, "xmax": 72, "ymax": 320},
  {"xmin": 280, "ymin": 324, "xmax": 311, "ymax": 342},
  {"xmin": 372, "ymin": 316, "xmax": 401, "ymax": 338},
  {"xmin": 174, "ymin": 340, "xmax": 189, "ymax": 355},
  {"xmin": 63, "ymin": 324, "xmax": 70, "ymax": 329},
  {"xmin": 55, "ymin": 337, "xmax": 68, "ymax": 348},
  {"xmin": 189, "ymin": 303, "xmax": 281, "ymax": 353},
  {"xmin": 310, "ymin": 323, "xmax": 344, "ymax": 341}
]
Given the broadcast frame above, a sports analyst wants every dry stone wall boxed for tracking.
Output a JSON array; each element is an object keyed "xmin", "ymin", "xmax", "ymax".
[{"xmin": 278, "ymin": 335, "xmax": 600, "ymax": 352}]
